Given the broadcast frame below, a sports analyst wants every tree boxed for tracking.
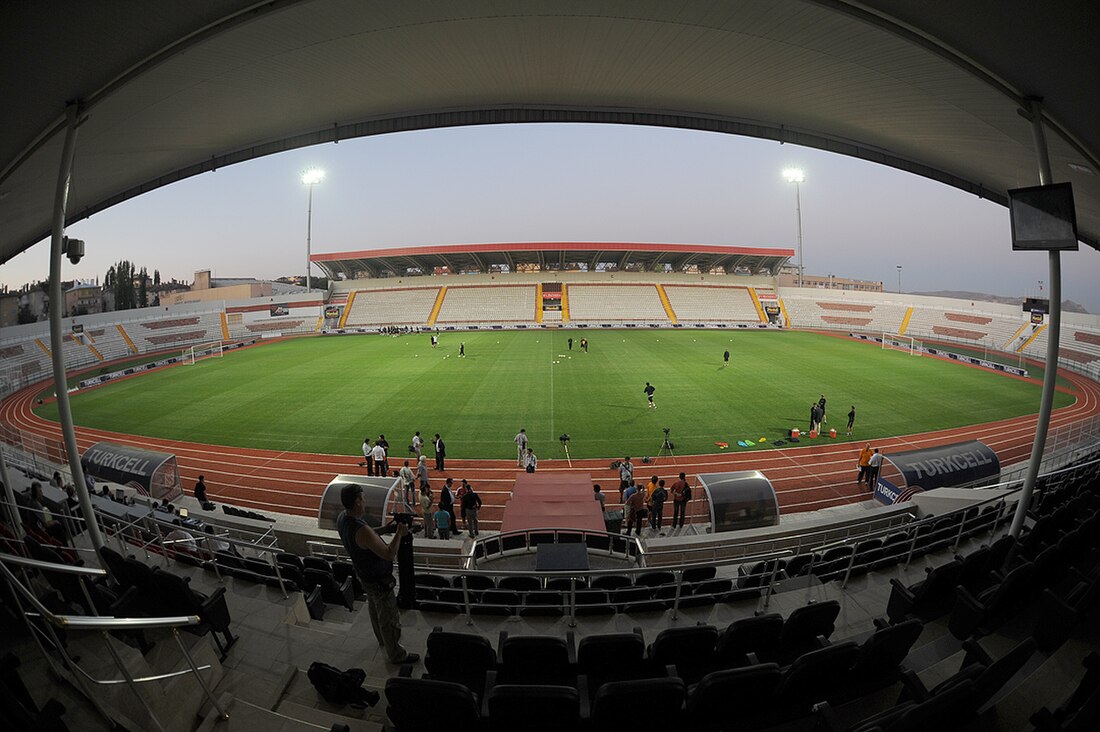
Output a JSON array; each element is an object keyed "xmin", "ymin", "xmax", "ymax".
[
  {"xmin": 154, "ymin": 269, "xmax": 161, "ymax": 286},
  {"xmin": 139, "ymin": 267, "xmax": 148, "ymax": 308},
  {"xmin": 17, "ymin": 304, "xmax": 35, "ymax": 324}
]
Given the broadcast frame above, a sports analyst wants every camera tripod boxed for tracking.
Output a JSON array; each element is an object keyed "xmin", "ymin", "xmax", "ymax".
[
  {"xmin": 656, "ymin": 431, "xmax": 676, "ymax": 465},
  {"xmin": 560, "ymin": 439, "xmax": 573, "ymax": 468}
]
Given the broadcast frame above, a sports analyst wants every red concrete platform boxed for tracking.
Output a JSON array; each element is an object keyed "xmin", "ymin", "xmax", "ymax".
[{"xmin": 499, "ymin": 471, "xmax": 604, "ymax": 533}]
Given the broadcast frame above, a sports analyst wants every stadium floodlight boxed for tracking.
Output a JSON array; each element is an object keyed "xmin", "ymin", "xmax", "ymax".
[
  {"xmin": 301, "ymin": 168, "xmax": 325, "ymax": 292},
  {"xmin": 782, "ymin": 168, "xmax": 805, "ymax": 287},
  {"xmin": 897, "ymin": 265, "xmax": 902, "ymax": 293}
]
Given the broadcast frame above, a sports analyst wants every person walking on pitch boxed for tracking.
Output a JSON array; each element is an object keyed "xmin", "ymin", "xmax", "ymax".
[{"xmin": 644, "ymin": 382, "xmax": 656, "ymax": 409}]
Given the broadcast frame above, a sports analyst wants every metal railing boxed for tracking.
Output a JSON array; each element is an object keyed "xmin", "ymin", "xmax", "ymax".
[{"xmin": 0, "ymin": 551, "xmax": 229, "ymax": 732}]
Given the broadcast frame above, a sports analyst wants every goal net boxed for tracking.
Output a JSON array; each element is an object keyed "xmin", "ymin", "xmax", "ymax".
[
  {"xmin": 881, "ymin": 333, "xmax": 922, "ymax": 356},
  {"xmin": 182, "ymin": 341, "xmax": 224, "ymax": 365}
]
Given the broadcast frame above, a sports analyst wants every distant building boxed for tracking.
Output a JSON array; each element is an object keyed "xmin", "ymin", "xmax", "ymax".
[
  {"xmin": 159, "ymin": 270, "xmax": 305, "ymax": 305},
  {"xmin": 0, "ymin": 292, "xmax": 18, "ymax": 327},
  {"xmin": 64, "ymin": 280, "xmax": 104, "ymax": 316},
  {"xmin": 777, "ymin": 267, "xmax": 883, "ymax": 292}
]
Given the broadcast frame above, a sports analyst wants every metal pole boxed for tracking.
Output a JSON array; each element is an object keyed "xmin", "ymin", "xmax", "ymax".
[
  {"xmin": 1010, "ymin": 98, "xmax": 1061, "ymax": 540},
  {"xmin": 897, "ymin": 265, "xmax": 902, "ymax": 294},
  {"xmin": 795, "ymin": 181, "xmax": 804, "ymax": 288},
  {"xmin": 305, "ymin": 182, "xmax": 314, "ymax": 293},
  {"xmin": 47, "ymin": 101, "xmax": 106, "ymax": 559}
]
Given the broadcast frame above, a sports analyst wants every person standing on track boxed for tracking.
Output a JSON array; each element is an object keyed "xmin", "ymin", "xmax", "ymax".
[
  {"xmin": 433, "ymin": 433, "xmax": 446, "ymax": 471},
  {"xmin": 847, "ymin": 405, "xmax": 856, "ymax": 436},
  {"xmin": 514, "ymin": 428, "xmax": 528, "ymax": 467},
  {"xmin": 412, "ymin": 431, "xmax": 423, "ymax": 460},
  {"xmin": 618, "ymin": 457, "xmax": 635, "ymax": 498},
  {"xmin": 867, "ymin": 449, "xmax": 884, "ymax": 490},
  {"xmin": 360, "ymin": 435, "xmax": 374, "ymax": 475},
  {"xmin": 857, "ymin": 443, "xmax": 873, "ymax": 484}
]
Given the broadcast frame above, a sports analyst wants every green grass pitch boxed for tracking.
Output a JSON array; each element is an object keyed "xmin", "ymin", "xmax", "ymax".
[{"xmin": 35, "ymin": 330, "xmax": 1072, "ymax": 460}]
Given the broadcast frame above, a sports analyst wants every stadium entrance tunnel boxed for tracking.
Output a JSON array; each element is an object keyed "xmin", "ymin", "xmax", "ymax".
[
  {"xmin": 81, "ymin": 441, "xmax": 182, "ymax": 501},
  {"xmin": 873, "ymin": 440, "xmax": 1000, "ymax": 505},
  {"xmin": 697, "ymin": 471, "xmax": 779, "ymax": 533}
]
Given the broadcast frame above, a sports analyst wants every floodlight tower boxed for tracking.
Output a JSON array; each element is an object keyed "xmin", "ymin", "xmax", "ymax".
[
  {"xmin": 897, "ymin": 265, "xmax": 903, "ymax": 293},
  {"xmin": 301, "ymin": 168, "xmax": 325, "ymax": 292},
  {"xmin": 783, "ymin": 168, "xmax": 805, "ymax": 288}
]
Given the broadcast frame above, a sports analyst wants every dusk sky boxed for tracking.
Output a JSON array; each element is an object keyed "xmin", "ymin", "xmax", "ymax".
[{"xmin": 2, "ymin": 123, "xmax": 1098, "ymax": 312}]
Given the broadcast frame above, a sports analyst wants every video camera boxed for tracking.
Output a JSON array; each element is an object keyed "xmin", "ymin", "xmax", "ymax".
[
  {"xmin": 559, "ymin": 433, "xmax": 571, "ymax": 444},
  {"xmin": 391, "ymin": 511, "xmax": 417, "ymax": 527}
]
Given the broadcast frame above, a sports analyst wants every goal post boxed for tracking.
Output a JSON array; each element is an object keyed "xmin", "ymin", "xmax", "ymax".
[
  {"xmin": 881, "ymin": 332, "xmax": 921, "ymax": 356},
  {"xmin": 182, "ymin": 340, "xmax": 224, "ymax": 365}
]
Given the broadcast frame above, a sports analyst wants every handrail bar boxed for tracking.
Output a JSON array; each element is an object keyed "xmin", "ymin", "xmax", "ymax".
[
  {"xmin": 0, "ymin": 554, "xmax": 201, "ymax": 631},
  {"xmin": 641, "ymin": 511, "xmax": 919, "ymax": 560},
  {"xmin": 0, "ymin": 551, "xmax": 107, "ymax": 576}
]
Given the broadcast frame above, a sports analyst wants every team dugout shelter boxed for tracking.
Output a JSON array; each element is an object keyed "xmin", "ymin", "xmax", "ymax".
[
  {"xmin": 310, "ymin": 242, "xmax": 793, "ymax": 280},
  {"xmin": 317, "ymin": 474, "xmax": 402, "ymax": 530},
  {"xmin": 80, "ymin": 441, "xmax": 183, "ymax": 502},
  {"xmin": 873, "ymin": 439, "xmax": 1001, "ymax": 505}
]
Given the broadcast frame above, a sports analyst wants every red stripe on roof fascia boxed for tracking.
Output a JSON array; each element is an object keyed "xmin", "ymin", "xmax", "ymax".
[{"xmin": 311, "ymin": 242, "xmax": 794, "ymax": 261}]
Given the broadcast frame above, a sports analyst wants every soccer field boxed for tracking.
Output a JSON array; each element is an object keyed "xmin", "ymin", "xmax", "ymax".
[{"xmin": 34, "ymin": 330, "xmax": 1072, "ymax": 460}]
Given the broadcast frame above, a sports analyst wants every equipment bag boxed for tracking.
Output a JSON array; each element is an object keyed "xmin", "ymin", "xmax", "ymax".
[{"xmin": 307, "ymin": 662, "xmax": 379, "ymax": 708}]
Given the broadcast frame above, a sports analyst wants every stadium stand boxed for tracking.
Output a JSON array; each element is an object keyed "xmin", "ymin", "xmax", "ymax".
[
  {"xmin": 567, "ymin": 283, "xmax": 670, "ymax": 323},
  {"xmin": 341, "ymin": 286, "xmax": 441, "ymax": 327},
  {"xmin": 434, "ymin": 284, "xmax": 536, "ymax": 325},
  {"xmin": 662, "ymin": 284, "xmax": 761, "ymax": 323}
]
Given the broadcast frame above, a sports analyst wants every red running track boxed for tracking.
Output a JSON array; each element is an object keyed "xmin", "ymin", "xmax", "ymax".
[{"xmin": 4, "ymin": 352, "xmax": 1098, "ymax": 529}]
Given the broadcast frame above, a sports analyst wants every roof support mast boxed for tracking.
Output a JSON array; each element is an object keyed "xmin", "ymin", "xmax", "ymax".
[
  {"xmin": 48, "ymin": 102, "xmax": 107, "ymax": 559},
  {"xmin": 1009, "ymin": 98, "xmax": 1062, "ymax": 540}
]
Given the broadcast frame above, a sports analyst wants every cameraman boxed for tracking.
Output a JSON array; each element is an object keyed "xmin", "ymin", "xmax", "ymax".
[{"xmin": 336, "ymin": 484, "xmax": 419, "ymax": 666}]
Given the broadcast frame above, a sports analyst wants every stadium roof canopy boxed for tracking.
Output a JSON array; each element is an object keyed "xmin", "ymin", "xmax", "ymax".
[
  {"xmin": 2, "ymin": 1, "xmax": 1098, "ymax": 269},
  {"xmin": 311, "ymin": 242, "xmax": 794, "ymax": 279}
]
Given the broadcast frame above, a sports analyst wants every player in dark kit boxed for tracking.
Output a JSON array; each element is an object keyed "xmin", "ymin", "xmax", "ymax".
[
  {"xmin": 459, "ymin": 342, "xmax": 465, "ymax": 358},
  {"xmin": 568, "ymin": 337, "xmax": 573, "ymax": 350},
  {"xmin": 723, "ymin": 349, "xmax": 730, "ymax": 366},
  {"xmin": 644, "ymin": 382, "xmax": 656, "ymax": 409},
  {"xmin": 581, "ymin": 337, "xmax": 588, "ymax": 353},
  {"xmin": 847, "ymin": 405, "xmax": 856, "ymax": 436}
]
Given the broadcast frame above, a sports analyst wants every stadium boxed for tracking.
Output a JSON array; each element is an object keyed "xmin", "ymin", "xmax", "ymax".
[{"xmin": 2, "ymin": 3, "xmax": 1100, "ymax": 732}]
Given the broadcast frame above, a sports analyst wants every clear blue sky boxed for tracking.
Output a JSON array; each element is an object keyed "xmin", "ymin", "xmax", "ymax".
[{"xmin": 2, "ymin": 123, "xmax": 1098, "ymax": 312}]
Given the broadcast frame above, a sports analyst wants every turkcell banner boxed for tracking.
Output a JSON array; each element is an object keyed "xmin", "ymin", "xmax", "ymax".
[
  {"xmin": 81, "ymin": 441, "xmax": 183, "ymax": 501},
  {"xmin": 324, "ymin": 305, "xmax": 343, "ymax": 320},
  {"xmin": 874, "ymin": 439, "xmax": 999, "ymax": 505}
]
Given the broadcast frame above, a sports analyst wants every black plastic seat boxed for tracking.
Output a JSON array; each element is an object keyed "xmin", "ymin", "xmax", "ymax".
[
  {"xmin": 470, "ymin": 590, "xmax": 519, "ymax": 616},
  {"xmin": 591, "ymin": 574, "xmax": 633, "ymax": 591},
  {"xmin": 683, "ymin": 566, "xmax": 717, "ymax": 583},
  {"xmin": 838, "ymin": 618, "xmax": 923, "ymax": 701},
  {"xmin": 648, "ymin": 625, "xmax": 718, "ymax": 685},
  {"xmin": 590, "ymin": 677, "xmax": 686, "ymax": 732},
  {"xmin": 453, "ymin": 574, "xmax": 496, "ymax": 592},
  {"xmin": 773, "ymin": 641, "xmax": 860, "ymax": 722},
  {"xmin": 424, "ymin": 627, "xmax": 497, "ymax": 697},
  {"xmin": 150, "ymin": 568, "xmax": 238, "ymax": 658},
  {"xmin": 714, "ymin": 613, "xmax": 783, "ymax": 668},
  {"xmin": 497, "ymin": 632, "xmax": 575, "ymax": 686},
  {"xmin": 686, "ymin": 663, "xmax": 782, "ymax": 732},
  {"xmin": 484, "ymin": 682, "xmax": 582, "ymax": 732},
  {"xmin": 635, "ymin": 570, "xmax": 675, "ymax": 587},
  {"xmin": 498, "ymin": 575, "xmax": 541, "ymax": 592},
  {"xmin": 302, "ymin": 556, "xmax": 331, "ymax": 573},
  {"xmin": 304, "ymin": 568, "xmax": 355, "ymax": 611},
  {"xmin": 775, "ymin": 600, "xmax": 840, "ymax": 664},
  {"xmin": 577, "ymin": 629, "xmax": 648, "ymax": 695},
  {"xmin": 519, "ymin": 591, "xmax": 564, "ymax": 617},
  {"xmin": 386, "ymin": 675, "xmax": 481, "ymax": 732},
  {"xmin": 887, "ymin": 559, "xmax": 963, "ymax": 623}
]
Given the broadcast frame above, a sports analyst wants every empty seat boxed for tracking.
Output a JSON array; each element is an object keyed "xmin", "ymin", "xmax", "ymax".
[
  {"xmin": 545, "ymin": 576, "xmax": 588, "ymax": 592},
  {"xmin": 577, "ymin": 629, "xmax": 648, "ymax": 694},
  {"xmin": 471, "ymin": 590, "xmax": 520, "ymax": 616},
  {"xmin": 304, "ymin": 568, "xmax": 355, "ymax": 611},
  {"xmin": 839, "ymin": 618, "xmax": 923, "ymax": 701},
  {"xmin": 302, "ymin": 556, "xmax": 331, "ymax": 573},
  {"xmin": 714, "ymin": 613, "xmax": 783, "ymax": 669},
  {"xmin": 424, "ymin": 627, "xmax": 497, "ymax": 697},
  {"xmin": 150, "ymin": 568, "xmax": 238, "ymax": 658},
  {"xmin": 484, "ymin": 682, "xmax": 583, "ymax": 732},
  {"xmin": 775, "ymin": 600, "xmax": 840, "ymax": 664},
  {"xmin": 635, "ymin": 571, "xmax": 675, "ymax": 587},
  {"xmin": 386, "ymin": 675, "xmax": 481, "ymax": 732},
  {"xmin": 591, "ymin": 574, "xmax": 633, "ymax": 591},
  {"xmin": 520, "ymin": 591, "xmax": 565, "ymax": 617},
  {"xmin": 590, "ymin": 677, "xmax": 686, "ymax": 732},
  {"xmin": 686, "ymin": 663, "xmax": 783, "ymax": 732},
  {"xmin": 773, "ymin": 641, "xmax": 860, "ymax": 722},
  {"xmin": 498, "ymin": 632, "xmax": 575, "ymax": 685},
  {"xmin": 453, "ymin": 574, "xmax": 495, "ymax": 592},
  {"xmin": 648, "ymin": 625, "xmax": 718, "ymax": 685},
  {"xmin": 498, "ymin": 575, "xmax": 541, "ymax": 592},
  {"xmin": 887, "ymin": 559, "xmax": 963, "ymax": 624}
]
